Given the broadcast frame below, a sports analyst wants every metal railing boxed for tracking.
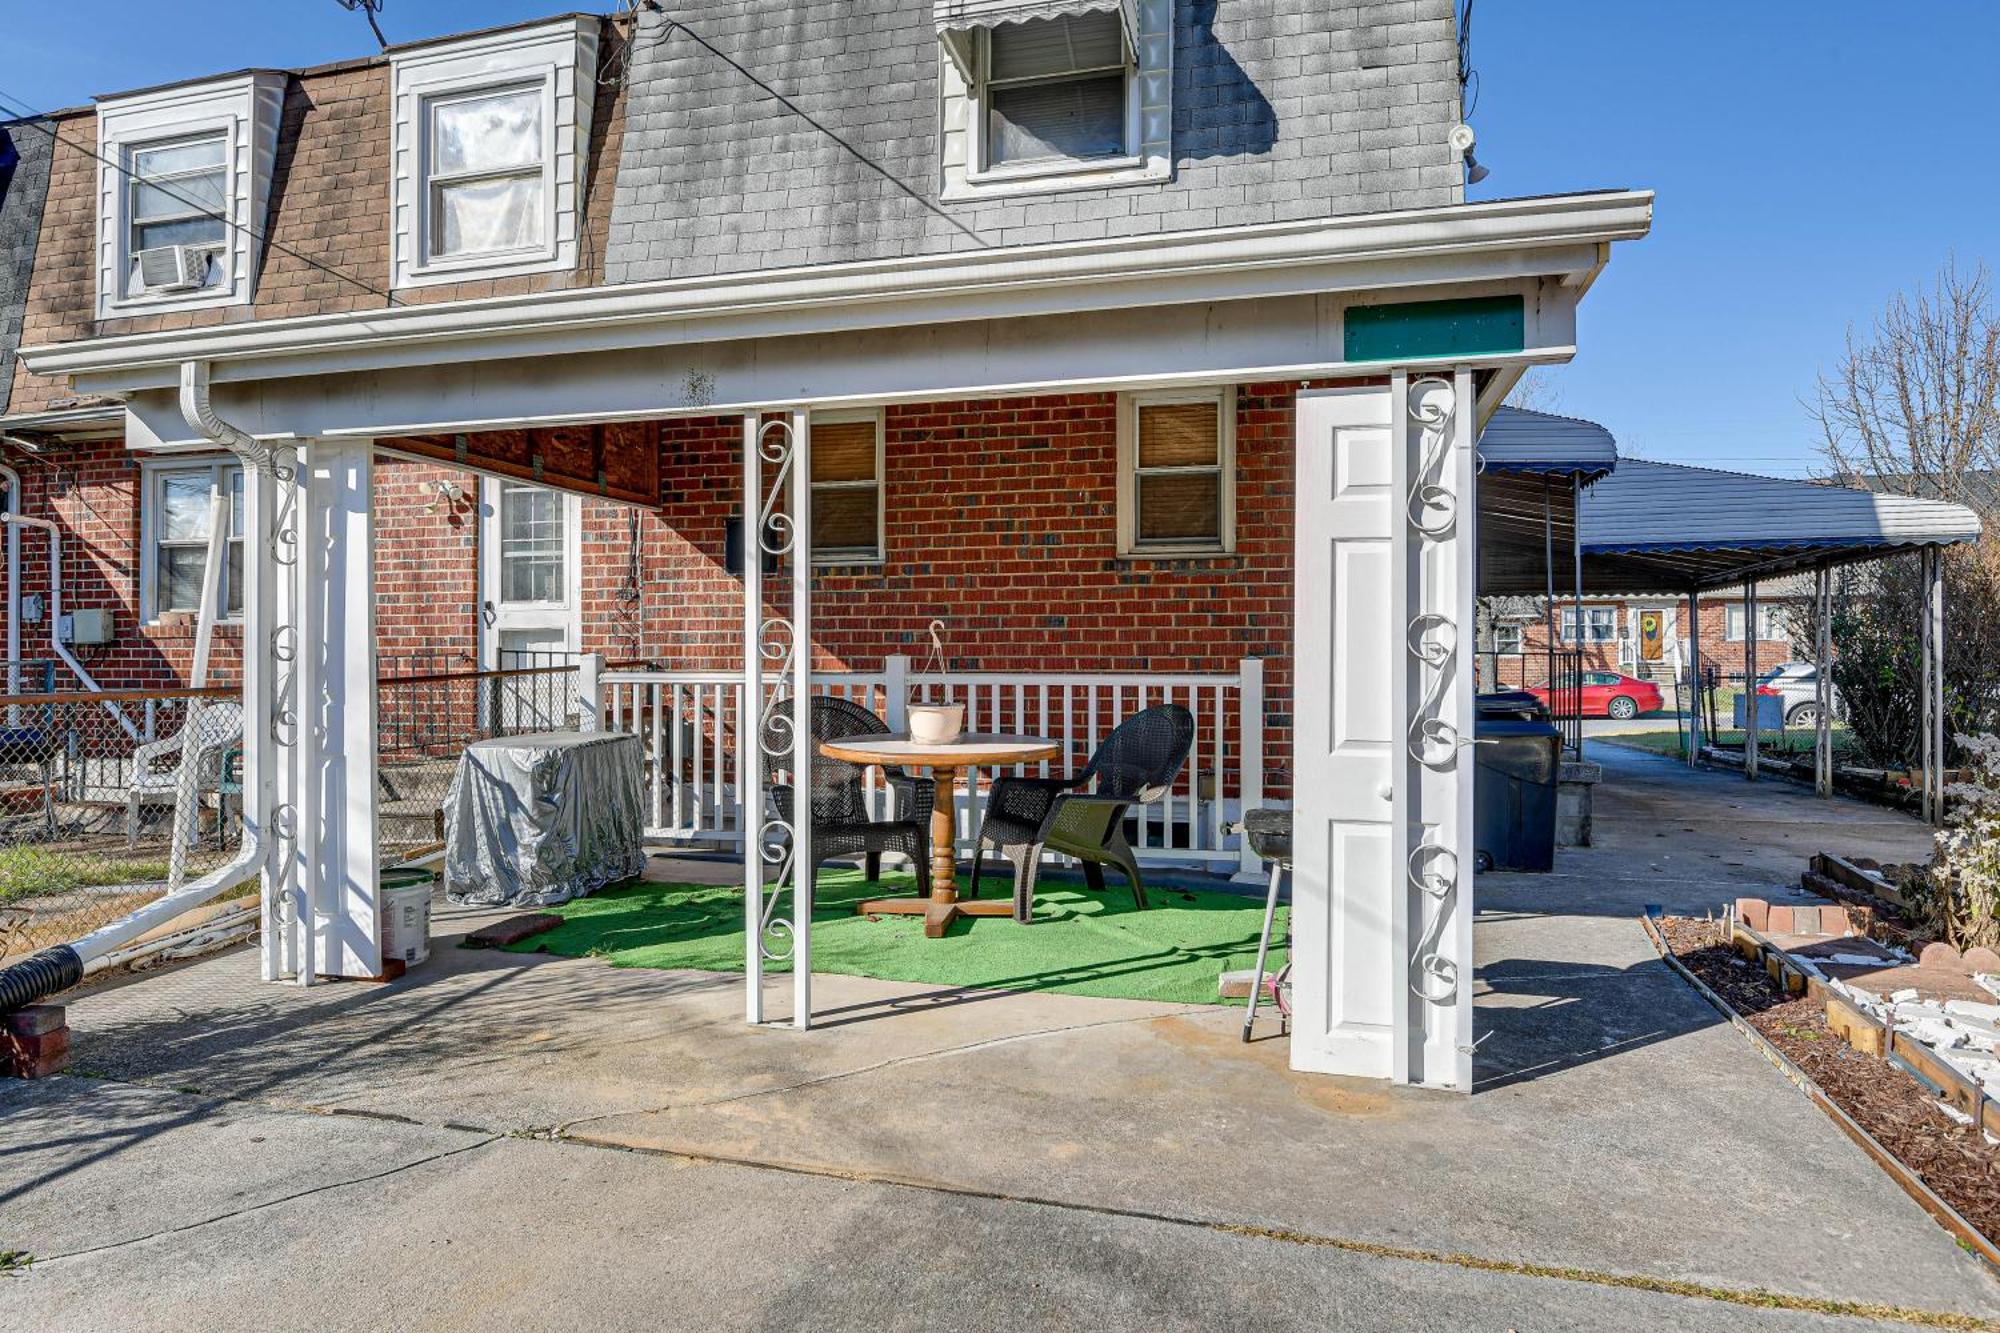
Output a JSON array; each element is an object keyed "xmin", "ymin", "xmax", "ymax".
[{"xmin": 598, "ymin": 657, "xmax": 1268, "ymax": 876}]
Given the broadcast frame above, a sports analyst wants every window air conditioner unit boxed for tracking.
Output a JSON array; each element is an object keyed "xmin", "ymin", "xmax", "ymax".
[{"xmin": 135, "ymin": 244, "xmax": 212, "ymax": 293}]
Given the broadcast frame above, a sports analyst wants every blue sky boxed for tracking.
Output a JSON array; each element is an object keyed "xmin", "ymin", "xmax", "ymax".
[{"xmin": 4, "ymin": 3, "xmax": 1995, "ymax": 478}]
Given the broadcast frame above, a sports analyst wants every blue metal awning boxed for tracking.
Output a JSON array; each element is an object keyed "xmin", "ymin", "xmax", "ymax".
[{"xmin": 1476, "ymin": 406, "xmax": 1617, "ymax": 482}]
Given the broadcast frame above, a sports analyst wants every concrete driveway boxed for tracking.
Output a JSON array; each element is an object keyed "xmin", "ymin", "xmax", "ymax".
[{"xmin": 1, "ymin": 744, "xmax": 1991, "ymax": 1331}]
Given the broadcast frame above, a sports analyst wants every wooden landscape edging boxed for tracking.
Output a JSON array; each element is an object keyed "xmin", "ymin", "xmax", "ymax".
[{"xmin": 1642, "ymin": 912, "xmax": 2000, "ymax": 1271}]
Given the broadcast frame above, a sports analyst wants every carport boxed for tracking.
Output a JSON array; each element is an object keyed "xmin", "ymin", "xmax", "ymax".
[{"xmin": 1576, "ymin": 460, "xmax": 1982, "ymax": 821}]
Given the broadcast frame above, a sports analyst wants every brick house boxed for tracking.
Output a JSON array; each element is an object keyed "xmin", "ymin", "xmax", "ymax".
[
  {"xmin": 1482, "ymin": 574, "xmax": 1813, "ymax": 691},
  {"xmin": 0, "ymin": 5, "xmax": 1650, "ymax": 1087}
]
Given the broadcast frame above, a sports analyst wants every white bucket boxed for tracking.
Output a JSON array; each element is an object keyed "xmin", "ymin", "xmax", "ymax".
[
  {"xmin": 908, "ymin": 703, "xmax": 965, "ymax": 746},
  {"xmin": 381, "ymin": 871, "xmax": 434, "ymax": 967}
]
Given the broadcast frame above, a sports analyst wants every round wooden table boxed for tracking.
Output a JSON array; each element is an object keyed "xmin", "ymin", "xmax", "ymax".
[{"xmin": 817, "ymin": 733, "xmax": 1060, "ymax": 938}]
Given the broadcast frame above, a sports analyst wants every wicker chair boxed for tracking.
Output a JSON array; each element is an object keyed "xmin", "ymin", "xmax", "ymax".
[
  {"xmin": 967, "ymin": 703, "xmax": 1194, "ymax": 923},
  {"xmin": 764, "ymin": 696, "xmax": 933, "ymax": 897}
]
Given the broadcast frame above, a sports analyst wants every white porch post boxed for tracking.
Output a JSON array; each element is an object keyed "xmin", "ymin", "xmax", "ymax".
[
  {"xmin": 1922, "ymin": 546, "xmax": 1946, "ymax": 826},
  {"xmin": 1288, "ymin": 370, "xmax": 1475, "ymax": 1090},
  {"xmin": 788, "ymin": 407, "xmax": 813, "ymax": 1029},
  {"xmin": 1235, "ymin": 656, "xmax": 1266, "ymax": 882},
  {"xmin": 741, "ymin": 413, "xmax": 766, "ymax": 1023},
  {"xmin": 286, "ymin": 439, "xmax": 382, "ymax": 981},
  {"xmin": 245, "ymin": 456, "xmax": 292, "ymax": 982}
]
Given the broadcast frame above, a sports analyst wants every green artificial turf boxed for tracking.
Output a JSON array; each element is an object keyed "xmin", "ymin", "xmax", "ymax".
[{"xmin": 502, "ymin": 867, "xmax": 1286, "ymax": 1006}]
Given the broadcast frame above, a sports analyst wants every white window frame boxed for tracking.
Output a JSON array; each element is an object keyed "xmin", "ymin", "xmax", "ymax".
[
  {"xmin": 122, "ymin": 131, "xmax": 232, "ymax": 300},
  {"xmin": 1559, "ymin": 606, "xmax": 1617, "ymax": 644},
  {"xmin": 1724, "ymin": 603, "xmax": 1787, "ymax": 642},
  {"xmin": 416, "ymin": 75, "xmax": 560, "ymax": 276},
  {"xmin": 479, "ymin": 477, "xmax": 583, "ymax": 668},
  {"xmin": 1117, "ymin": 386, "xmax": 1236, "ymax": 558},
  {"xmin": 809, "ymin": 409, "xmax": 886, "ymax": 566},
  {"xmin": 390, "ymin": 16, "xmax": 597, "ymax": 290},
  {"xmin": 140, "ymin": 457, "xmax": 244, "ymax": 624},
  {"xmin": 968, "ymin": 22, "xmax": 1142, "ymax": 184},
  {"xmin": 1493, "ymin": 623, "xmax": 1524, "ymax": 656}
]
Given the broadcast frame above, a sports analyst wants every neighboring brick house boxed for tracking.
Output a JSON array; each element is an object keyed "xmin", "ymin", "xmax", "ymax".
[
  {"xmin": 1482, "ymin": 575, "xmax": 1813, "ymax": 690},
  {"xmin": 1, "ymin": 3, "xmax": 1651, "ymax": 1084}
]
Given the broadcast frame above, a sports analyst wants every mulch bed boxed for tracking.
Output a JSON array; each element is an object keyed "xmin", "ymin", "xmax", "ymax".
[{"xmin": 1659, "ymin": 916, "xmax": 2000, "ymax": 1248}]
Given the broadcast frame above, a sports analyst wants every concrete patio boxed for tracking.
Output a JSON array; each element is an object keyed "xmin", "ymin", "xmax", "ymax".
[{"xmin": 2, "ymin": 742, "xmax": 1993, "ymax": 1330}]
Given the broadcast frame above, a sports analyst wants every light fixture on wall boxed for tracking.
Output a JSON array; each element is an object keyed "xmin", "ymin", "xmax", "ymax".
[
  {"xmin": 426, "ymin": 480, "xmax": 465, "ymax": 513},
  {"xmin": 1449, "ymin": 123, "xmax": 1488, "ymax": 185}
]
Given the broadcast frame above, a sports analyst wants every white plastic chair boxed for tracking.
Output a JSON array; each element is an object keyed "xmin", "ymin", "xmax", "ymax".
[{"xmin": 127, "ymin": 700, "xmax": 244, "ymax": 850}]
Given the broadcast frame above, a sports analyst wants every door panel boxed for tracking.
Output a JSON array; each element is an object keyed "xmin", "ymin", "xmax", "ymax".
[{"xmin": 1291, "ymin": 387, "xmax": 1398, "ymax": 1078}]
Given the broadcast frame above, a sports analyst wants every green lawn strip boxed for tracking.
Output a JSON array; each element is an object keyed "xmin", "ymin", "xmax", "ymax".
[
  {"xmin": 0, "ymin": 845, "xmax": 171, "ymax": 905},
  {"xmin": 503, "ymin": 867, "xmax": 1285, "ymax": 1006},
  {"xmin": 1596, "ymin": 727, "xmax": 1855, "ymax": 761}
]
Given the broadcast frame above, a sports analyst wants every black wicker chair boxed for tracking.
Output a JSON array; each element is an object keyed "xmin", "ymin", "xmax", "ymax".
[
  {"xmin": 967, "ymin": 703, "xmax": 1194, "ymax": 923},
  {"xmin": 765, "ymin": 696, "xmax": 933, "ymax": 897}
]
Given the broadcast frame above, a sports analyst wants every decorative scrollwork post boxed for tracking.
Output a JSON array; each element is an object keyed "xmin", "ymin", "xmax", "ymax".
[
  {"xmin": 742, "ymin": 412, "xmax": 814, "ymax": 1028},
  {"xmin": 1395, "ymin": 370, "xmax": 1476, "ymax": 1088}
]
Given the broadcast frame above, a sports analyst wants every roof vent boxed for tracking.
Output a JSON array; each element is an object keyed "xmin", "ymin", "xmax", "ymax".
[{"xmin": 135, "ymin": 245, "xmax": 213, "ymax": 293}]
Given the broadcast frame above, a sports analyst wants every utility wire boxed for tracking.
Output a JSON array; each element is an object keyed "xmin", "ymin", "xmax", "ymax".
[{"xmin": 0, "ymin": 87, "xmax": 402, "ymax": 307}]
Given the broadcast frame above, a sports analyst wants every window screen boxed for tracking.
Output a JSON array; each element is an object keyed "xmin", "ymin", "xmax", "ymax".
[
  {"xmin": 984, "ymin": 14, "xmax": 1128, "ymax": 167},
  {"xmin": 1133, "ymin": 400, "xmax": 1224, "ymax": 547}
]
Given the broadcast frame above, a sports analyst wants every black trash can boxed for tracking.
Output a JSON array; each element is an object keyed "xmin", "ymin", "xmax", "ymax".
[{"xmin": 1473, "ymin": 718, "xmax": 1560, "ymax": 873}]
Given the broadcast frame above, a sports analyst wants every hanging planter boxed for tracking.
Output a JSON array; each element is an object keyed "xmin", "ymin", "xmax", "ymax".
[{"xmin": 908, "ymin": 619, "xmax": 965, "ymax": 744}]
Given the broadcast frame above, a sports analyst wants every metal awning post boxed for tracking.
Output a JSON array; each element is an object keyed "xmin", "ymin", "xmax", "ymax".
[
  {"xmin": 1686, "ymin": 587, "xmax": 1702, "ymax": 767},
  {"xmin": 1922, "ymin": 546, "xmax": 1946, "ymax": 826},
  {"xmin": 1571, "ymin": 475, "xmax": 1583, "ymax": 758},
  {"xmin": 1744, "ymin": 579, "xmax": 1759, "ymax": 782},
  {"xmin": 788, "ymin": 407, "xmax": 813, "ymax": 1029},
  {"xmin": 1814, "ymin": 564, "xmax": 1833, "ymax": 799},
  {"xmin": 1542, "ymin": 479, "xmax": 1555, "ymax": 692}
]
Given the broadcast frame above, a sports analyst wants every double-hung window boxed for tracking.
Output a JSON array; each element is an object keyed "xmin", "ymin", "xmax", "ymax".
[
  {"xmin": 809, "ymin": 413, "xmax": 885, "ymax": 564},
  {"xmin": 1119, "ymin": 388, "xmax": 1236, "ymax": 556},
  {"xmin": 1493, "ymin": 623, "xmax": 1524, "ymax": 656},
  {"xmin": 1725, "ymin": 603, "xmax": 1787, "ymax": 642},
  {"xmin": 497, "ymin": 481, "xmax": 566, "ymax": 604},
  {"xmin": 125, "ymin": 135, "xmax": 229, "ymax": 297},
  {"xmin": 425, "ymin": 85, "xmax": 547, "ymax": 262},
  {"xmin": 148, "ymin": 462, "xmax": 244, "ymax": 620},
  {"xmin": 981, "ymin": 14, "xmax": 1131, "ymax": 170},
  {"xmin": 1559, "ymin": 607, "xmax": 1617, "ymax": 644}
]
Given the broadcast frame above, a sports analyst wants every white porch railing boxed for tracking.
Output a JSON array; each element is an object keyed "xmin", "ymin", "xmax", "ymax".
[{"xmin": 596, "ymin": 656, "xmax": 1267, "ymax": 878}]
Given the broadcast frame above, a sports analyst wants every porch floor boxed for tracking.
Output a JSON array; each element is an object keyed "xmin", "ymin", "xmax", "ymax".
[{"xmin": 3, "ymin": 745, "xmax": 1994, "ymax": 1329}]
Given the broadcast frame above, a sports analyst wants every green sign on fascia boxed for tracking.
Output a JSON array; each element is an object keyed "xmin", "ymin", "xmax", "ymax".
[{"xmin": 1343, "ymin": 295, "xmax": 1526, "ymax": 362}]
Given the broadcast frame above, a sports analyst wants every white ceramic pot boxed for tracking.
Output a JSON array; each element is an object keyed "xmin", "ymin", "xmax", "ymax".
[{"xmin": 908, "ymin": 703, "xmax": 965, "ymax": 746}]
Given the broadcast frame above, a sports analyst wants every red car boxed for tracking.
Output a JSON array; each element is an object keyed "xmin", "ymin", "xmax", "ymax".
[{"xmin": 1526, "ymin": 671, "xmax": 1664, "ymax": 720}]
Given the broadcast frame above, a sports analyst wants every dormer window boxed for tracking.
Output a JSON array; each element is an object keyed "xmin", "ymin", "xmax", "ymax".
[
  {"xmin": 390, "ymin": 16, "xmax": 598, "ymax": 289},
  {"xmin": 126, "ymin": 135, "xmax": 229, "ymax": 297},
  {"xmin": 937, "ymin": 0, "xmax": 1173, "ymax": 199},
  {"xmin": 95, "ymin": 72, "xmax": 283, "ymax": 319},
  {"xmin": 426, "ymin": 85, "xmax": 547, "ymax": 260}
]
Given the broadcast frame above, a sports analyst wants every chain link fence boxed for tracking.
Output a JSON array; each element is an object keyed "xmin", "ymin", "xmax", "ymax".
[
  {"xmin": 0, "ymin": 684, "xmax": 247, "ymax": 963},
  {"xmin": 0, "ymin": 660, "xmax": 587, "ymax": 963}
]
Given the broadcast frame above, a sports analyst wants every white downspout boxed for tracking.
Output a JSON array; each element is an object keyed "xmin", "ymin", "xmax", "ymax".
[
  {"xmin": 64, "ymin": 365, "xmax": 277, "ymax": 968},
  {"xmin": 0, "ymin": 511, "xmax": 140, "ymax": 741},
  {"xmin": 0, "ymin": 463, "xmax": 20, "ymax": 696}
]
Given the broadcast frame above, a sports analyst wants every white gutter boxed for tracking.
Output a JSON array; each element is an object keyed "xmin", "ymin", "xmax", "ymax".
[{"xmin": 22, "ymin": 191, "xmax": 1654, "ymax": 386}]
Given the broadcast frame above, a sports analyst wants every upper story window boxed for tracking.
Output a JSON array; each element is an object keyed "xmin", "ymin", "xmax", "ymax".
[
  {"xmin": 1117, "ymin": 386, "xmax": 1235, "ymax": 557},
  {"xmin": 937, "ymin": 0, "xmax": 1173, "ymax": 199},
  {"xmin": 391, "ymin": 17, "xmax": 599, "ymax": 289},
  {"xmin": 984, "ymin": 15, "xmax": 1129, "ymax": 169},
  {"xmin": 427, "ymin": 86, "xmax": 547, "ymax": 261},
  {"xmin": 95, "ymin": 72, "xmax": 284, "ymax": 320},
  {"xmin": 125, "ymin": 136, "xmax": 228, "ymax": 297}
]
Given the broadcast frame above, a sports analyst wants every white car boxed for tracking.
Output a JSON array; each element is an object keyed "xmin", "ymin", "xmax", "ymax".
[{"xmin": 1756, "ymin": 661, "xmax": 1843, "ymax": 728}]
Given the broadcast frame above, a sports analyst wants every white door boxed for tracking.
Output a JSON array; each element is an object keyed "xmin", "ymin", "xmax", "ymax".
[
  {"xmin": 480, "ymin": 478, "xmax": 582, "ymax": 730},
  {"xmin": 1290, "ymin": 387, "xmax": 1400, "ymax": 1080}
]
